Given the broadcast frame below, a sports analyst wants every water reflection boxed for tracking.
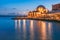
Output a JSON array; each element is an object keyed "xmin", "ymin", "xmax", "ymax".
[
  {"xmin": 15, "ymin": 20, "xmax": 21, "ymax": 30},
  {"xmin": 30, "ymin": 20, "xmax": 34, "ymax": 40},
  {"xmin": 0, "ymin": 17, "xmax": 60, "ymax": 40},
  {"xmin": 15, "ymin": 20, "xmax": 17, "ymax": 29},
  {"xmin": 37, "ymin": 21, "xmax": 47, "ymax": 40},
  {"xmin": 41, "ymin": 21, "xmax": 47, "ymax": 40},
  {"xmin": 48, "ymin": 22, "xmax": 52, "ymax": 40},
  {"xmin": 14, "ymin": 20, "xmax": 53, "ymax": 40},
  {"xmin": 15, "ymin": 20, "xmax": 21, "ymax": 40},
  {"xmin": 37, "ymin": 21, "xmax": 52, "ymax": 40},
  {"xmin": 23, "ymin": 20, "xmax": 26, "ymax": 40}
]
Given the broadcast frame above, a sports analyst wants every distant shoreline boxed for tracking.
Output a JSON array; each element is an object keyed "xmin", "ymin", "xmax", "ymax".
[{"xmin": 0, "ymin": 15, "xmax": 27, "ymax": 17}]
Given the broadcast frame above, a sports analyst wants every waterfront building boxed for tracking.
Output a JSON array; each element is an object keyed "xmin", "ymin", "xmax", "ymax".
[
  {"xmin": 36, "ymin": 5, "xmax": 48, "ymax": 13},
  {"xmin": 49, "ymin": 3, "xmax": 60, "ymax": 19},
  {"xmin": 28, "ymin": 5, "xmax": 48, "ymax": 18},
  {"xmin": 28, "ymin": 11, "xmax": 41, "ymax": 18},
  {"xmin": 28, "ymin": 3, "xmax": 60, "ymax": 20},
  {"xmin": 52, "ymin": 4, "xmax": 60, "ymax": 11}
]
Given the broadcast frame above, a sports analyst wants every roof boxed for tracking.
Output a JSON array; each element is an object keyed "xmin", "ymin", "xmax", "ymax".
[
  {"xmin": 37, "ymin": 5, "xmax": 45, "ymax": 9},
  {"xmin": 53, "ymin": 3, "xmax": 60, "ymax": 6}
]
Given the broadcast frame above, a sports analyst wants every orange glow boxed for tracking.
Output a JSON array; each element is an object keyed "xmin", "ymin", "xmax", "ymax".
[
  {"xmin": 27, "ymin": 5, "xmax": 60, "ymax": 20},
  {"xmin": 38, "ymin": 7, "xmax": 45, "ymax": 13},
  {"xmin": 41, "ymin": 21, "xmax": 47, "ymax": 40},
  {"xmin": 38, "ymin": 7, "xmax": 44, "ymax": 11},
  {"xmin": 30, "ymin": 20, "xmax": 34, "ymax": 40},
  {"xmin": 37, "ymin": 21, "xmax": 47, "ymax": 40}
]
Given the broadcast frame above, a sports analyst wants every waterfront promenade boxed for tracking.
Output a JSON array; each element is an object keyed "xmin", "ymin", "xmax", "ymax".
[{"xmin": 12, "ymin": 17, "xmax": 60, "ymax": 22}]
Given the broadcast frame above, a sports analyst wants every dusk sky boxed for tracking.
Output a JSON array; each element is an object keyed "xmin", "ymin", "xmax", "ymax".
[{"xmin": 0, "ymin": 0, "xmax": 60, "ymax": 15}]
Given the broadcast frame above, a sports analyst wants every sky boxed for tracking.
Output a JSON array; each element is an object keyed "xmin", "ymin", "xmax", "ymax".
[{"xmin": 0, "ymin": 0, "xmax": 60, "ymax": 15}]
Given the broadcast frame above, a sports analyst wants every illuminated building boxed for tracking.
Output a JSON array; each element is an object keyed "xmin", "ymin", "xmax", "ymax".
[
  {"xmin": 28, "ymin": 11, "xmax": 41, "ymax": 18},
  {"xmin": 36, "ymin": 5, "xmax": 48, "ymax": 13},
  {"xmin": 49, "ymin": 3, "xmax": 60, "ymax": 19},
  {"xmin": 28, "ymin": 4, "xmax": 60, "ymax": 20},
  {"xmin": 28, "ymin": 5, "xmax": 48, "ymax": 18}
]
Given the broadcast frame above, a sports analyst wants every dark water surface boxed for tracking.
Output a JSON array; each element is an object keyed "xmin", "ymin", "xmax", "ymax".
[{"xmin": 0, "ymin": 17, "xmax": 60, "ymax": 40}]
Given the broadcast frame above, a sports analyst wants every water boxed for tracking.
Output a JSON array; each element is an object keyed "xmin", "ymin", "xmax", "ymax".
[{"xmin": 0, "ymin": 17, "xmax": 60, "ymax": 40}]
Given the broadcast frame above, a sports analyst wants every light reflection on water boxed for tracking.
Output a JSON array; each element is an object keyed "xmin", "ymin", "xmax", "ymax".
[
  {"xmin": 15, "ymin": 20, "xmax": 21, "ymax": 30},
  {"xmin": 23, "ymin": 20, "xmax": 26, "ymax": 40},
  {"xmin": 14, "ymin": 20, "xmax": 53, "ymax": 40},
  {"xmin": 41, "ymin": 21, "xmax": 47, "ymax": 40},
  {"xmin": 15, "ymin": 20, "xmax": 21, "ymax": 40},
  {"xmin": 48, "ymin": 22, "xmax": 52, "ymax": 40},
  {"xmin": 0, "ymin": 17, "xmax": 60, "ymax": 40},
  {"xmin": 30, "ymin": 20, "xmax": 34, "ymax": 40},
  {"xmin": 36, "ymin": 21, "xmax": 47, "ymax": 40}
]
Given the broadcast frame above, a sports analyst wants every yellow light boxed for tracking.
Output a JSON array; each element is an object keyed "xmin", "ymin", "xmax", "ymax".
[{"xmin": 38, "ymin": 7, "xmax": 44, "ymax": 12}]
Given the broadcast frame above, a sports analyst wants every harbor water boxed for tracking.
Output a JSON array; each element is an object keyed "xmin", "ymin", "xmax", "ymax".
[{"xmin": 0, "ymin": 17, "xmax": 60, "ymax": 40}]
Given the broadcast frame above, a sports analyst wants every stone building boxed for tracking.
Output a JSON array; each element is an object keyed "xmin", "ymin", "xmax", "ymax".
[
  {"xmin": 52, "ymin": 3, "xmax": 60, "ymax": 11},
  {"xmin": 28, "ymin": 4, "xmax": 60, "ymax": 20},
  {"xmin": 28, "ymin": 5, "xmax": 48, "ymax": 18}
]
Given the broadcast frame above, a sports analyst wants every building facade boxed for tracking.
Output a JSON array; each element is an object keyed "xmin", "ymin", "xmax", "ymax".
[
  {"xmin": 28, "ymin": 5, "xmax": 48, "ymax": 18},
  {"xmin": 52, "ymin": 4, "xmax": 60, "ymax": 11},
  {"xmin": 28, "ymin": 4, "xmax": 60, "ymax": 20}
]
